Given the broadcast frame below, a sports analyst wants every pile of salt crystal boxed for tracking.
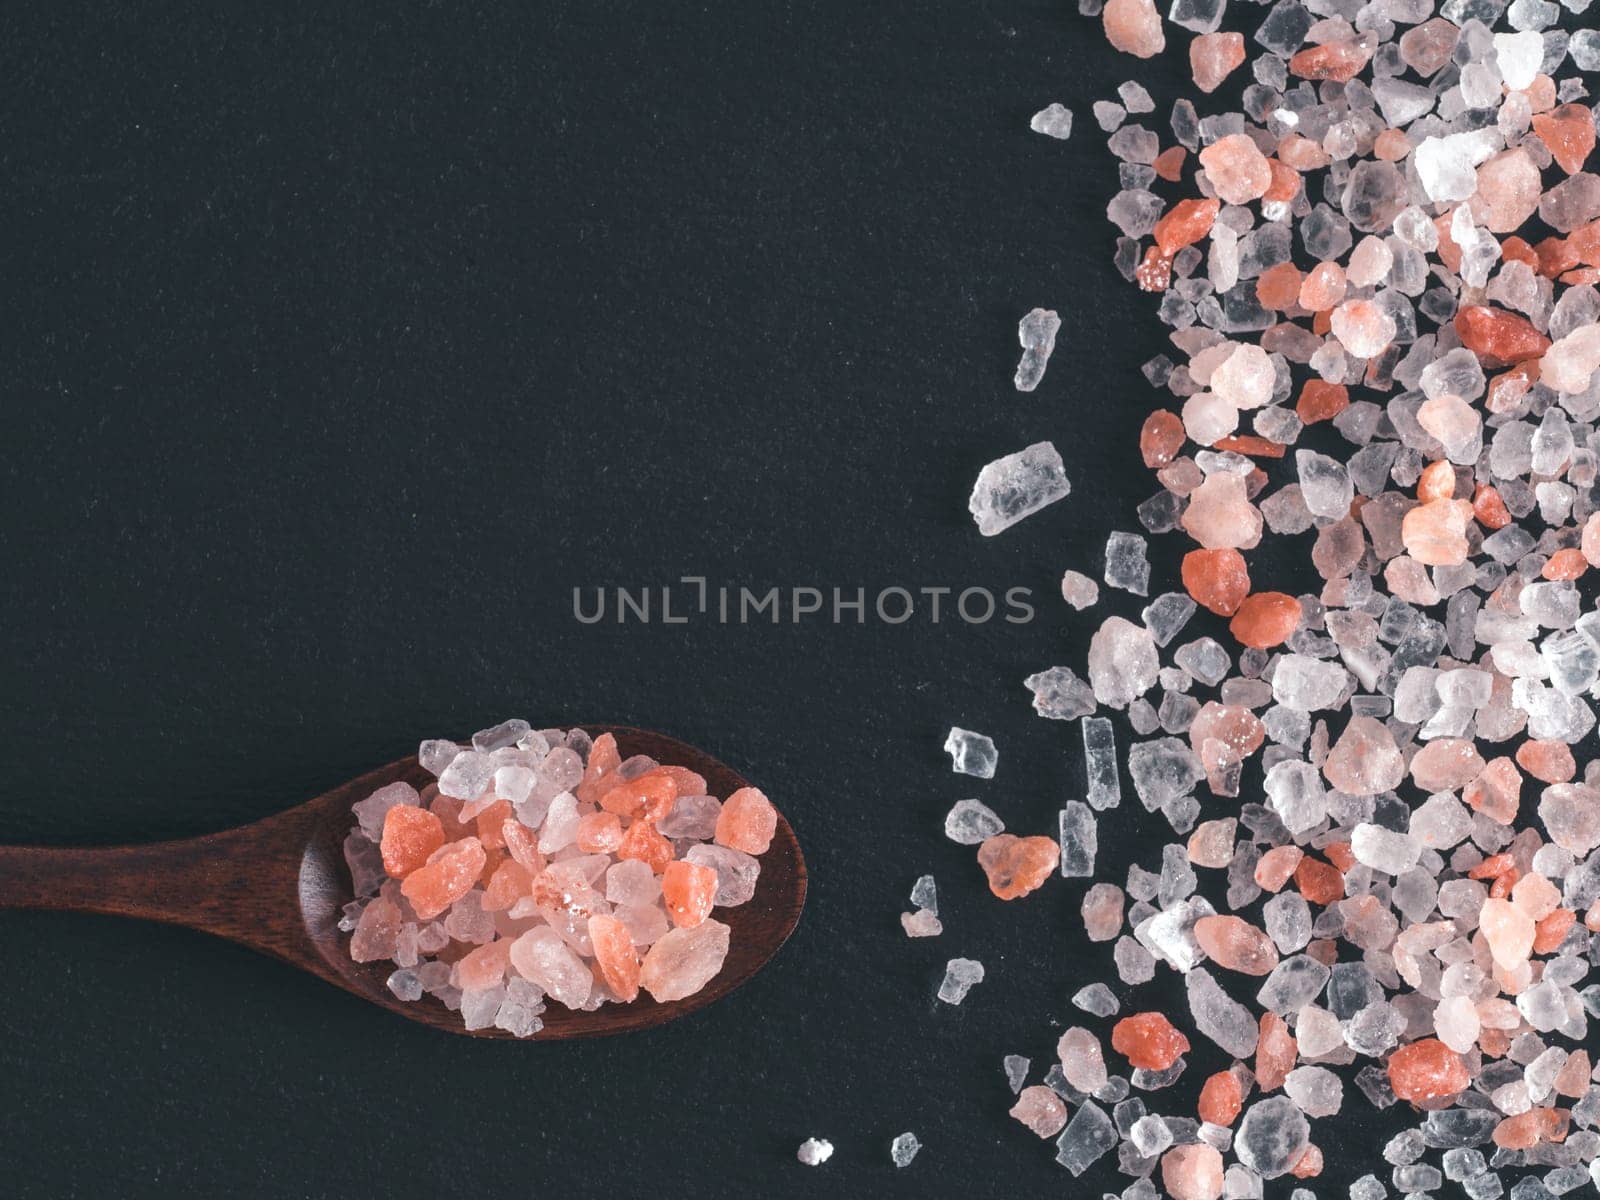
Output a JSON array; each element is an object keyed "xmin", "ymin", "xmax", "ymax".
[{"xmin": 342, "ymin": 721, "xmax": 778, "ymax": 1036}]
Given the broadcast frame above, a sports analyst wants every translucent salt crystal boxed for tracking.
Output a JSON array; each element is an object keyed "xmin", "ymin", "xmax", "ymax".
[
  {"xmin": 1014, "ymin": 308, "xmax": 1062, "ymax": 393},
  {"xmin": 1082, "ymin": 717, "xmax": 1123, "ymax": 809},
  {"xmin": 387, "ymin": 968, "xmax": 423, "ymax": 1002},
  {"xmin": 1088, "ymin": 616, "xmax": 1159, "ymax": 708},
  {"xmin": 1295, "ymin": 450, "xmax": 1353, "ymax": 520},
  {"xmin": 1142, "ymin": 593, "xmax": 1196, "ymax": 648},
  {"xmin": 901, "ymin": 909, "xmax": 943, "ymax": 937},
  {"xmin": 1283, "ymin": 1066, "xmax": 1343, "ymax": 1118},
  {"xmin": 910, "ymin": 874, "xmax": 937, "ymax": 914},
  {"xmin": 1174, "ymin": 637, "xmax": 1229, "ymax": 686},
  {"xmin": 471, "ymin": 718, "xmax": 530, "ymax": 752},
  {"xmin": 890, "ymin": 1132, "xmax": 920, "ymax": 1167},
  {"xmin": 1074, "ymin": 982, "xmax": 1119, "ymax": 1016},
  {"xmin": 943, "ymin": 726, "xmax": 998, "ymax": 778},
  {"xmin": 343, "ymin": 832, "xmax": 385, "ymax": 897},
  {"xmin": 1030, "ymin": 103, "xmax": 1073, "ymax": 140},
  {"xmin": 537, "ymin": 792, "xmax": 580, "ymax": 853},
  {"xmin": 1004, "ymin": 1054, "xmax": 1031, "ymax": 1093},
  {"xmin": 351, "ymin": 781, "xmax": 420, "ymax": 841},
  {"xmin": 683, "ymin": 844, "xmax": 762, "ymax": 905},
  {"xmin": 796, "ymin": 1138, "xmax": 834, "ymax": 1166},
  {"xmin": 1059, "ymin": 802, "xmax": 1098, "ymax": 877},
  {"xmin": 937, "ymin": 957, "xmax": 985, "ymax": 1004},
  {"xmin": 460, "ymin": 984, "xmax": 506, "ymax": 1031},
  {"xmin": 1187, "ymin": 967, "xmax": 1260, "ymax": 1057},
  {"xmin": 1061, "ymin": 570, "xmax": 1100, "ymax": 609},
  {"xmin": 1234, "ymin": 1096, "xmax": 1310, "ymax": 1179},
  {"xmin": 1104, "ymin": 531, "xmax": 1151, "ymax": 596},
  {"xmin": 1055, "ymin": 1100, "xmax": 1118, "ymax": 1176},
  {"xmin": 438, "ymin": 750, "xmax": 496, "ymax": 801},
  {"xmin": 1024, "ymin": 666, "xmax": 1096, "ymax": 720},
  {"xmin": 1131, "ymin": 1114, "xmax": 1174, "ymax": 1156},
  {"xmin": 969, "ymin": 441, "xmax": 1070, "ymax": 535},
  {"xmin": 1012, "ymin": 1085, "xmax": 1069, "ymax": 1138},
  {"xmin": 1082, "ymin": 883, "xmax": 1125, "ymax": 941},
  {"xmin": 657, "ymin": 793, "xmax": 721, "ymax": 839},
  {"xmin": 417, "ymin": 739, "xmax": 461, "ymax": 777},
  {"xmin": 1351, "ymin": 823, "xmax": 1421, "ymax": 875},
  {"xmin": 640, "ymin": 919, "xmax": 730, "ymax": 1002}
]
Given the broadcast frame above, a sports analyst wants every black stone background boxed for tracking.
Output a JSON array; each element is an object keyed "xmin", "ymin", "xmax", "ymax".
[{"xmin": 0, "ymin": 1, "xmax": 1565, "ymax": 1197}]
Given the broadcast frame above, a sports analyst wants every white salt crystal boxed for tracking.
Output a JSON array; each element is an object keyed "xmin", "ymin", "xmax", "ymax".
[
  {"xmin": 937, "ymin": 958, "xmax": 985, "ymax": 1004},
  {"xmin": 968, "ymin": 441, "xmax": 1071, "ymax": 535},
  {"xmin": 944, "ymin": 798, "xmax": 1005, "ymax": 844},
  {"xmin": 1030, "ymin": 103, "xmax": 1073, "ymax": 139},
  {"xmin": 1015, "ymin": 308, "xmax": 1062, "ymax": 392},
  {"xmin": 890, "ymin": 1132, "xmax": 921, "ymax": 1167},
  {"xmin": 943, "ymin": 726, "xmax": 998, "ymax": 778},
  {"xmin": 796, "ymin": 1138, "xmax": 834, "ymax": 1166}
]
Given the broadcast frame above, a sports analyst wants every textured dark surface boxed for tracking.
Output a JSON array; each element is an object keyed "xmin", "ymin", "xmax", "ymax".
[{"xmin": 2, "ymin": 2, "xmax": 1387, "ymax": 1197}]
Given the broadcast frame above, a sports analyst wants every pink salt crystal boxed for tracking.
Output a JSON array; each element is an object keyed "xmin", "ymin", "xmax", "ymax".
[
  {"xmin": 1555, "ymin": 1050, "xmax": 1592, "ymax": 1098},
  {"xmin": 1255, "ymin": 1012, "xmax": 1296, "ymax": 1091},
  {"xmin": 1161, "ymin": 1144, "xmax": 1225, "ymax": 1200},
  {"xmin": 1399, "ymin": 18, "xmax": 1458, "ymax": 77},
  {"xmin": 1081, "ymin": 883, "xmax": 1124, "ymax": 942},
  {"xmin": 1199, "ymin": 134, "xmax": 1273, "ymax": 206},
  {"xmin": 639, "ymin": 918, "xmax": 731, "ymax": 1002},
  {"xmin": 1101, "ymin": 0, "xmax": 1164, "ymax": 58},
  {"xmin": 510, "ymin": 925, "xmax": 594, "ymax": 1008},
  {"xmin": 1010, "ymin": 1085, "xmax": 1068, "ymax": 1139},
  {"xmin": 1210, "ymin": 344, "xmax": 1274, "ymax": 409},
  {"xmin": 588, "ymin": 912, "xmax": 642, "ymax": 1002},
  {"xmin": 350, "ymin": 894, "xmax": 403, "ymax": 963},
  {"xmin": 715, "ymin": 787, "xmax": 778, "ymax": 855},
  {"xmin": 1479, "ymin": 897, "xmax": 1536, "ymax": 969},
  {"xmin": 1181, "ymin": 473, "xmax": 1263, "ymax": 550},
  {"xmin": 1409, "ymin": 738, "xmax": 1486, "ymax": 792},
  {"xmin": 1254, "ymin": 846, "xmax": 1303, "ymax": 892},
  {"xmin": 1193, "ymin": 915, "xmax": 1279, "ymax": 976},
  {"xmin": 1470, "ymin": 149, "xmax": 1542, "ymax": 233},
  {"xmin": 1384, "ymin": 557, "xmax": 1439, "ymax": 606},
  {"xmin": 1510, "ymin": 872, "xmax": 1560, "ymax": 920},
  {"xmin": 1186, "ymin": 819, "xmax": 1236, "ymax": 868},
  {"xmin": 1288, "ymin": 37, "xmax": 1373, "ymax": 82},
  {"xmin": 1190, "ymin": 33, "xmax": 1244, "ymax": 94},
  {"xmin": 1387, "ymin": 1038, "xmax": 1469, "ymax": 1104},
  {"xmin": 1188, "ymin": 702, "xmax": 1265, "ymax": 792},
  {"xmin": 401, "ymin": 836, "xmax": 488, "ymax": 921},
  {"xmin": 455, "ymin": 938, "xmax": 510, "ymax": 992},
  {"xmin": 1533, "ymin": 104, "xmax": 1598, "ymax": 176},
  {"xmin": 1401, "ymin": 499, "xmax": 1473, "ymax": 566},
  {"xmin": 1541, "ymin": 325, "xmax": 1600, "ymax": 394},
  {"xmin": 1516, "ymin": 740, "xmax": 1575, "ymax": 784},
  {"xmin": 1329, "ymin": 299, "xmax": 1396, "ymax": 359},
  {"xmin": 1297, "ymin": 263, "xmax": 1346, "ymax": 311},
  {"xmin": 1465, "ymin": 757, "xmax": 1522, "ymax": 824},
  {"xmin": 1322, "ymin": 716, "xmax": 1404, "ymax": 796}
]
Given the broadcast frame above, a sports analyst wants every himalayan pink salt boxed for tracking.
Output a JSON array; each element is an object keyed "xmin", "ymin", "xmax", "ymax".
[
  {"xmin": 482, "ymin": 859, "xmax": 534, "ymax": 912},
  {"xmin": 715, "ymin": 787, "xmax": 778, "ymax": 854},
  {"xmin": 1112, "ymin": 1012, "xmax": 1189, "ymax": 1070},
  {"xmin": 456, "ymin": 939, "xmax": 510, "ymax": 992},
  {"xmin": 1471, "ymin": 149, "xmax": 1542, "ymax": 233},
  {"xmin": 1399, "ymin": 18, "xmax": 1458, "ymax": 76},
  {"xmin": 1186, "ymin": 819, "xmax": 1236, "ymax": 869},
  {"xmin": 1182, "ymin": 473, "xmax": 1263, "ymax": 550},
  {"xmin": 977, "ymin": 834, "xmax": 1059, "ymax": 900},
  {"xmin": 1584, "ymin": 512, "xmax": 1600, "ymax": 566},
  {"xmin": 1101, "ymin": 0, "xmax": 1164, "ymax": 58},
  {"xmin": 1388, "ymin": 1038, "xmax": 1470, "ymax": 1103},
  {"xmin": 1329, "ymin": 299, "xmax": 1396, "ymax": 358},
  {"xmin": 1494, "ymin": 1110, "xmax": 1566, "ymax": 1151},
  {"xmin": 1556, "ymin": 1050, "xmax": 1592, "ymax": 1098},
  {"xmin": 1465, "ymin": 757, "xmax": 1522, "ymax": 823},
  {"xmin": 1228, "ymin": 592, "xmax": 1300, "ymax": 649},
  {"xmin": 1455, "ymin": 305, "xmax": 1552, "ymax": 365},
  {"xmin": 1190, "ymin": 33, "xmax": 1244, "ymax": 94},
  {"xmin": 402, "ymin": 836, "xmax": 487, "ymax": 921},
  {"xmin": 1198, "ymin": 1071, "xmax": 1243, "ymax": 1125},
  {"xmin": 1254, "ymin": 845, "xmax": 1303, "ymax": 892},
  {"xmin": 1541, "ymin": 325, "xmax": 1600, "ymax": 394},
  {"xmin": 1010, "ymin": 1085, "xmax": 1069, "ymax": 1138},
  {"xmin": 1081, "ymin": 883, "xmax": 1125, "ymax": 941},
  {"xmin": 1181, "ymin": 548, "xmax": 1250, "ymax": 616},
  {"xmin": 1297, "ymin": 263, "xmax": 1346, "ymax": 311},
  {"xmin": 1416, "ymin": 460, "xmax": 1454, "ymax": 503},
  {"xmin": 588, "ymin": 913, "xmax": 642, "ymax": 1002},
  {"xmin": 511, "ymin": 925, "xmax": 594, "ymax": 1008},
  {"xmin": 1189, "ymin": 702, "xmax": 1265, "ymax": 792},
  {"xmin": 1288, "ymin": 38, "xmax": 1372, "ymax": 81},
  {"xmin": 1154, "ymin": 198, "xmax": 1220, "ymax": 256},
  {"xmin": 1161, "ymin": 1144, "xmax": 1225, "ymax": 1200},
  {"xmin": 380, "ymin": 804, "xmax": 446, "ymax": 879},
  {"xmin": 1140, "ymin": 410, "xmax": 1186, "ymax": 467},
  {"xmin": 1409, "ymin": 738, "xmax": 1486, "ymax": 792},
  {"xmin": 350, "ymin": 894, "xmax": 403, "ymax": 963},
  {"xmin": 1295, "ymin": 380, "xmax": 1348, "ymax": 423},
  {"xmin": 639, "ymin": 918, "xmax": 731, "ymax": 1002},
  {"xmin": 1480, "ymin": 897, "xmax": 1536, "ymax": 969},
  {"xmin": 1210, "ymin": 344, "xmax": 1274, "ymax": 409},
  {"xmin": 1516, "ymin": 740, "xmax": 1576, "ymax": 784},
  {"xmin": 1534, "ymin": 104, "xmax": 1598, "ymax": 175},
  {"xmin": 1542, "ymin": 548, "xmax": 1587, "ymax": 580},
  {"xmin": 1401, "ymin": 499, "xmax": 1473, "ymax": 566},
  {"xmin": 1323, "ymin": 717, "xmax": 1404, "ymax": 796},
  {"xmin": 616, "ymin": 817, "xmax": 674, "ymax": 873},
  {"xmin": 661, "ymin": 859, "xmax": 718, "ymax": 929},
  {"xmin": 575, "ymin": 810, "xmax": 624, "ymax": 854},
  {"xmin": 1255, "ymin": 262, "xmax": 1303, "ymax": 310},
  {"xmin": 1255, "ymin": 1012, "xmax": 1297, "ymax": 1091},
  {"xmin": 1193, "ymin": 915, "xmax": 1278, "ymax": 976},
  {"xmin": 1199, "ymin": 134, "xmax": 1272, "ymax": 205}
]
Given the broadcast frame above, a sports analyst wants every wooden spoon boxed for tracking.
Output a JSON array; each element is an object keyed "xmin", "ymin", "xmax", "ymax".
[{"xmin": 0, "ymin": 725, "xmax": 806, "ymax": 1038}]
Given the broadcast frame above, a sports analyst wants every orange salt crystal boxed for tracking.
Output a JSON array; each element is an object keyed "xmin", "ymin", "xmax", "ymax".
[
  {"xmin": 1503, "ymin": 236, "xmax": 1540, "ymax": 270},
  {"xmin": 1533, "ymin": 103, "xmax": 1597, "ymax": 175},
  {"xmin": 380, "ymin": 805, "xmax": 446, "ymax": 879},
  {"xmin": 1112, "ymin": 1013, "xmax": 1190, "ymax": 1071},
  {"xmin": 1373, "ymin": 128, "xmax": 1410, "ymax": 161},
  {"xmin": 1537, "ymin": 234, "xmax": 1580, "ymax": 277},
  {"xmin": 1294, "ymin": 856, "xmax": 1343, "ymax": 905},
  {"xmin": 1153, "ymin": 146, "xmax": 1188, "ymax": 182},
  {"xmin": 482, "ymin": 859, "xmax": 534, "ymax": 911},
  {"xmin": 1562, "ymin": 267, "xmax": 1600, "ymax": 285},
  {"xmin": 1229, "ymin": 592, "xmax": 1301, "ymax": 649},
  {"xmin": 501, "ymin": 818, "xmax": 546, "ymax": 874},
  {"xmin": 1193, "ymin": 915, "xmax": 1278, "ymax": 975},
  {"xmin": 1255, "ymin": 1012, "xmax": 1296, "ymax": 1091},
  {"xmin": 1417, "ymin": 460, "xmax": 1455, "ymax": 503},
  {"xmin": 429, "ymin": 790, "xmax": 474, "ymax": 840},
  {"xmin": 651, "ymin": 764, "xmax": 708, "ymax": 799},
  {"xmin": 1473, "ymin": 484, "xmax": 1512, "ymax": 530},
  {"xmin": 1470, "ymin": 853, "xmax": 1517, "ymax": 881},
  {"xmin": 1298, "ymin": 262, "xmax": 1346, "ymax": 311},
  {"xmin": 1587, "ymin": 899, "xmax": 1600, "ymax": 931},
  {"xmin": 1543, "ymin": 548, "xmax": 1587, "ymax": 581},
  {"xmin": 1534, "ymin": 908, "xmax": 1576, "ymax": 954},
  {"xmin": 576, "ymin": 810, "xmax": 624, "ymax": 854},
  {"xmin": 1289, "ymin": 1145, "xmax": 1323, "ymax": 1179},
  {"xmin": 1288, "ymin": 40, "xmax": 1370, "ymax": 81},
  {"xmin": 1296, "ymin": 380, "xmax": 1349, "ymax": 423},
  {"xmin": 1455, "ymin": 305, "xmax": 1552, "ymax": 366},
  {"xmin": 1495, "ymin": 1109, "xmax": 1566, "ymax": 1151},
  {"xmin": 600, "ymin": 772, "xmax": 677, "ymax": 820},
  {"xmin": 1556, "ymin": 1051, "xmax": 1592, "ymax": 1098},
  {"xmin": 1254, "ymin": 845, "xmax": 1303, "ymax": 892},
  {"xmin": 1489, "ymin": 869, "xmax": 1519, "ymax": 900},
  {"xmin": 661, "ymin": 860, "xmax": 718, "ymax": 929},
  {"xmin": 1190, "ymin": 31, "xmax": 1244, "ymax": 93},
  {"xmin": 1517, "ymin": 739, "xmax": 1576, "ymax": 784},
  {"xmin": 1154, "ymin": 198, "xmax": 1220, "ymax": 255},
  {"xmin": 1323, "ymin": 842, "xmax": 1355, "ymax": 873},
  {"xmin": 1264, "ymin": 159, "xmax": 1300, "ymax": 204},
  {"xmin": 574, "ymin": 732, "xmax": 622, "ymax": 803},
  {"xmin": 617, "ymin": 818, "xmax": 674, "ymax": 874},
  {"xmin": 1102, "ymin": 0, "xmax": 1165, "ymax": 58},
  {"xmin": 977, "ymin": 833, "xmax": 1059, "ymax": 900},
  {"xmin": 1464, "ymin": 758, "xmax": 1521, "ymax": 824},
  {"xmin": 455, "ymin": 939, "xmax": 510, "ymax": 992},
  {"xmin": 477, "ymin": 847, "xmax": 506, "ymax": 887},
  {"xmin": 587, "ymin": 913, "xmax": 641, "ymax": 1003},
  {"xmin": 715, "ymin": 786, "xmax": 778, "ymax": 854},
  {"xmin": 1140, "ymin": 410, "xmax": 1186, "ymax": 468},
  {"xmin": 402, "ymin": 836, "xmax": 488, "ymax": 921},
  {"xmin": 1137, "ymin": 247, "xmax": 1174, "ymax": 293},
  {"xmin": 473, "ymin": 799, "xmax": 513, "ymax": 849},
  {"xmin": 1181, "ymin": 548, "xmax": 1251, "ymax": 616},
  {"xmin": 1277, "ymin": 134, "xmax": 1331, "ymax": 172},
  {"xmin": 1255, "ymin": 262, "xmax": 1303, "ymax": 310},
  {"xmin": 1213, "ymin": 435, "xmax": 1285, "ymax": 459},
  {"xmin": 1197, "ymin": 1070, "xmax": 1243, "ymax": 1125}
]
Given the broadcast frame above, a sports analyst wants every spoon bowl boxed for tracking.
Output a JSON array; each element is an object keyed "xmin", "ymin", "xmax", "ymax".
[{"xmin": 0, "ymin": 725, "xmax": 806, "ymax": 1038}]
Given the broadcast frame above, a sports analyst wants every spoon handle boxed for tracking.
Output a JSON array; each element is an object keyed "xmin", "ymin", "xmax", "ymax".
[{"xmin": 0, "ymin": 813, "xmax": 311, "ymax": 953}]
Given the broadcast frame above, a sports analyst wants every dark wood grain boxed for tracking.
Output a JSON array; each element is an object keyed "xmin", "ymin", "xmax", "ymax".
[{"xmin": 0, "ymin": 726, "xmax": 806, "ymax": 1039}]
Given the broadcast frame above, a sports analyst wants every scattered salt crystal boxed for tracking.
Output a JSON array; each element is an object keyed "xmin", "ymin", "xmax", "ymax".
[
  {"xmin": 937, "ymin": 958, "xmax": 985, "ymax": 1005},
  {"xmin": 1030, "ymin": 103, "xmax": 1073, "ymax": 140},
  {"xmin": 1014, "ymin": 308, "xmax": 1062, "ymax": 393},
  {"xmin": 943, "ymin": 726, "xmax": 998, "ymax": 778},
  {"xmin": 969, "ymin": 441, "xmax": 1070, "ymax": 535},
  {"xmin": 796, "ymin": 1138, "xmax": 834, "ymax": 1166},
  {"xmin": 890, "ymin": 1132, "xmax": 921, "ymax": 1167},
  {"xmin": 944, "ymin": 798, "xmax": 1005, "ymax": 844},
  {"xmin": 1060, "ymin": 570, "xmax": 1100, "ymax": 609}
]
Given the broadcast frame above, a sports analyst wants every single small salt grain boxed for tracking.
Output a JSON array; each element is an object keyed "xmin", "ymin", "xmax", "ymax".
[
  {"xmin": 890, "ymin": 1132, "xmax": 921, "ymax": 1167},
  {"xmin": 1004, "ymin": 1054, "xmax": 1030, "ymax": 1093},
  {"xmin": 1030, "ymin": 103, "xmax": 1073, "ymax": 140},
  {"xmin": 944, "ymin": 798, "xmax": 1005, "ymax": 844},
  {"xmin": 1061, "ymin": 570, "xmax": 1100, "ymax": 609},
  {"xmin": 968, "ymin": 441, "xmax": 1071, "ymax": 535},
  {"xmin": 937, "ymin": 958, "xmax": 985, "ymax": 1004},
  {"xmin": 1014, "ymin": 308, "xmax": 1062, "ymax": 393},
  {"xmin": 943, "ymin": 726, "xmax": 998, "ymax": 778},
  {"xmin": 796, "ymin": 1138, "xmax": 834, "ymax": 1166}
]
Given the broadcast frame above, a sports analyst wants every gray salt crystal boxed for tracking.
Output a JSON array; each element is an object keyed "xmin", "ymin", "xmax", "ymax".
[
  {"xmin": 658, "ymin": 794, "xmax": 722, "ymax": 839},
  {"xmin": 683, "ymin": 844, "xmax": 761, "ymax": 905},
  {"xmin": 910, "ymin": 874, "xmax": 938, "ymax": 915},
  {"xmin": 1055, "ymin": 1101, "xmax": 1118, "ymax": 1176},
  {"xmin": 1029, "ymin": 103, "xmax": 1073, "ymax": 140},
  {"xmin": 1115, "ymin": 935, "xmax": 1157, "ymax": 984},
  {"xmin": 1014, "ymin": 309, "xmax": 1062, "ymax": 393},
  {"xmin": 1073, "ymin": 983, "xmax": 1119, "ymax": 1017},
  {"xmin": 1142, "ymin": 593, "xmax": 1196, "ymax": 647},
  {"xmin": 943, "ymin": 726, "xmax": 998, "ymax": 778},
  {"xmin": 1168, "ymin": 0, "xmax": 1225, "ymax": 32},
  {"xmin": 1004, "ymin": 1054, "xmax": 1030, "ymax": 1094},
  {"xmin": 471, "ymin": 718, "xmax": 531, "ymax": 752},
  {"xmin": 1235, "ymin": 1096, "xmax": 1310, "ymax": 1179},
  {"xmin": 344, "ymin": 833, "xmax": 385, "ymax": 897},
  {"xmin": 1187, "ymin": 968, "xmax": 1261, "ymax": 1057},
  {"xmin": 387, "ymin": 969, "xmax": 423, "ymax": 1002},
  {"xmin": 1024, "ymin": 666, "xmax": 1097, "ymax": 720},
  {"xmin": 937, "ymin": 958, "xmax": 985, "ymax": 1005},
  {"xmin": 460, "ymin": 984, "xmax": 507, "ymax": 1032},
  {"xmin": 1059, "ymin": 802, "xmax": 1098, "ymax": 877},
  {"xmin": 944, "ymin": 798, "xmax": 1005, "ymax": 844},
  {"xmin": 351, "ymin": 780, "xmax": 421, "ymax": 841},
  {"xmin": 890, "ymin": 1132, "xmax": 920, "ymax": 1167},
  {"xmin": 1128, "ymin": 737, "xmax": 1204, "ymax": 810},
  {"xmin": 1104, "ymin": 531, "xmax": 1151, "ymax": 596},
  {"xmin": 1082, "ymin": 717, "xmax": 1123, "ymax": 810},
  {"xmin": 968, "ymin": 442, "xmax": 1070, "ymax": 535},
  {"xmin": 1174, "ymin": 637, "xmax": 1230, "ymax": 686},
  {"xmin": 417, "ymin": 739, "xmax": 461, "ymax": 777},
  {"xmin": 1257, "ymin": 955, "xmax": 1331, "ymax": 1015}
]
